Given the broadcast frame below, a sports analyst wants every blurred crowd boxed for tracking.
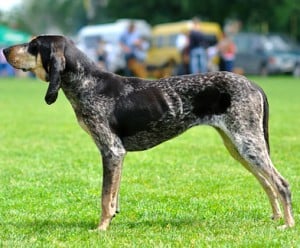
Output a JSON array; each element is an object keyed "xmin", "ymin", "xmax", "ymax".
[
  {"xmin": 175, "ymin": 17, "xmax": 236, "ymax": 75},
  {"xmin": 94, "ymin": 18, "xmax": 237, "ymax": 77},
  {"xmin": 2, "ymin": 17, "xmax": 300, "ymax": 78}
]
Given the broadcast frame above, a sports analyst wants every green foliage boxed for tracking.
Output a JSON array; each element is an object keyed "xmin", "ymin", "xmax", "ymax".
[
  {"xmin": 0, "ymin": 76, "xmax": 299, "ymax": 246},
  {"xmin": 106, "ymin": 0, "xmax": 300, "ymax": 39},
  {"xmin": 3, "ymin": 0, "xmax": 300, "ymax": 40},
  {"xmin": 10, "ymin": 0, "xmax": 88, "ymax": 35}
]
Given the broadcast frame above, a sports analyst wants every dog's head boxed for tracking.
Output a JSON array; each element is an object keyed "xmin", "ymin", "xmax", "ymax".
[{"xmin": 3, "ymin": 35, "xmax": 69, "ymax": 104}]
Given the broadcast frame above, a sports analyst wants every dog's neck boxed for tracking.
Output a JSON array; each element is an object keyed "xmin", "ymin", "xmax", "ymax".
[{"xmin": 60, "ymin": 46, "xmax": 123, "ymax": 112}]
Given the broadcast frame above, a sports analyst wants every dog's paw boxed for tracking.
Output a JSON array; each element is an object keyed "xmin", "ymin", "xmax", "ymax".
[
  {"xmin": 277, "ymin": 222, "xmax": 295, "ymax": 230},
  {"xmin": 277, "ymin": 224, "xmax": 289, "ymax": 230},
  {"xmin": 97, "ymin": 224, "xmax": 109, "ymax": 231},
  {"xmin": 88, "ymin": 224, "xmax": 109, "ymax": 232},
  {"xmin": 96, "ymin": 219, "xmax": 112, "ymax": 231}
]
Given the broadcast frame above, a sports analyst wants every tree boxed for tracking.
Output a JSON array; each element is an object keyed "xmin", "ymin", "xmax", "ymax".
[
  {"xmin": 8, "ymin": 0, "xmax": 88, "ymax": 35},
  {"xmin": 106, "ymin": 0, "xmax": 299, "ymax": 40},
  {"xmin": 4, "ymin": 0, "xmax": 300, "ymax": 40}
]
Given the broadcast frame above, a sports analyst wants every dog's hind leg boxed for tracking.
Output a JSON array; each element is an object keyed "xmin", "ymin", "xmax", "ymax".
[
  {"xmin": 216, "ymin": 128, "xmax": 282, "ymax": 220},
  {"xmin": 215, "ymin": 127, "xmax": 294, "ymax": 228}
]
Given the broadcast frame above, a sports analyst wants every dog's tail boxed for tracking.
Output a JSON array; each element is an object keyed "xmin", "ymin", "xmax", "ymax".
[
  {"xmin": 253, "ymin": 82, "xmax": 270, "ymax": 154},
  {"xmin": 261, "ymin": 88, "xmax": 270, "ymax": 155}
]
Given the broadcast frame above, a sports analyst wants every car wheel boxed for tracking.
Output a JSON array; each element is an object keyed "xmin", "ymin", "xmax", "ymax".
[{"xmin": 293, "ymin": 64, "xmax": 300, "ymax": 77}]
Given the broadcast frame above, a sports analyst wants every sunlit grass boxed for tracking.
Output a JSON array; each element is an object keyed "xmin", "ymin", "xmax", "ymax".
[{"xmin": 0, "ymin": 76, "xmax": 299, "ymax": 247}]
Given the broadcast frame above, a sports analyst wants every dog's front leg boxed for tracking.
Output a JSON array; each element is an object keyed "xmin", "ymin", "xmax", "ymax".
[{"xmin": 98, "ymin": 149, "xmax": 125, "ymax": 231}]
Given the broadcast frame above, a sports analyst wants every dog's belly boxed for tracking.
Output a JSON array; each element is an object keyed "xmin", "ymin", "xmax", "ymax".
[{"xmin": 120, "ymin": 118, "xmax": 193, "ymax": 151}]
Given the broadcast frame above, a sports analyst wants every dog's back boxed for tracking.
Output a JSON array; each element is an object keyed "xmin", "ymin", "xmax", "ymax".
[
  {"xmin": 108, "ymin": 72, "xmax": 265, "ymax": 152},
  {"xmin": 3, "ymin": 35, "xmax": 294, "ymax": 230}
]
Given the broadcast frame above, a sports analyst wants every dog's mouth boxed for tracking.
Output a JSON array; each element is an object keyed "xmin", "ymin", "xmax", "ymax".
[
  {"xmin": 7, "ymin": 58, "xmax": 35, "ymax": 72},
  {"xmin": 19, "ymin": 66, "xmax": 34, "ymax": 73}
]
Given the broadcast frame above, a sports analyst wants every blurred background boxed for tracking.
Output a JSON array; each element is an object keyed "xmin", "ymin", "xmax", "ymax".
[{"xmin": 0, "ymin": 0, "xmax": 299, "ymax": 77}]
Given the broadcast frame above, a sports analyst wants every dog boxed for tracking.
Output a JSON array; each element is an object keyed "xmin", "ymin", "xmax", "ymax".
[{"xmin": 3, "ymin": 35, "xmax": 294, "ymax": 230}]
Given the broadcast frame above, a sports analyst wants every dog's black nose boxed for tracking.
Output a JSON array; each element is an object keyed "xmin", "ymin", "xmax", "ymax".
[{"xmin": 3, "ymin": 47, "xmax": 10, "ymax": 58}]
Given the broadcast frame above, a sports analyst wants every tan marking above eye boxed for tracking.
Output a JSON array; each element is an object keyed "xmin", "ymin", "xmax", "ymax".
[{"xmin": 29, "ymin": 36, "xmax": 37, "ymax": 42}]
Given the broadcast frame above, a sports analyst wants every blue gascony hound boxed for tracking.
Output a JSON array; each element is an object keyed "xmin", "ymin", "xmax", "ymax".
[{"xmin": 3, "ymin": 35, "xmax": 295, "ymax": 230}]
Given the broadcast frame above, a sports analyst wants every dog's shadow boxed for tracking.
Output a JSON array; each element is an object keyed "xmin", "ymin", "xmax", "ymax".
[
  {"xmin": 123, "ymin": 218, "xmax": 201, "ymax": 230},
  {"xmin": 11, "ymin": 211, "xmax": 270, "ymax": 233},
  {"xmin": 11, "ymin": 217, "xmax": 206, "ymax": 232},
  {"xmin": 9, "ymin": 219, "xmax": 95, "ymax": 232}
]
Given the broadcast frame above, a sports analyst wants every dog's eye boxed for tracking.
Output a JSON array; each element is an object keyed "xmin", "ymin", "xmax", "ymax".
[{"xmin": 28, "ymin": 41, "xmax": 38, "ymax": 55}]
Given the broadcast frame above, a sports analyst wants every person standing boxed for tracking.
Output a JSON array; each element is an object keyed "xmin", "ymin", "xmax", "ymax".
[
  {"xmin": 188, "ymin": 17, "xmax": 208, "ymax": 74},
  {"xmin": 120, "ymin": 22, "xmax": 143, "ymax": 76},
  {"xmin": 176, "ymin": 31, "xmax": 190, "ymax": 75},
  {"xmin": 218, "ymin": 33, "xmax": 236, "ymax": 72},
  {"xmin": 96, "ymin": 38, "xmax": 108, "ymax": 70}
]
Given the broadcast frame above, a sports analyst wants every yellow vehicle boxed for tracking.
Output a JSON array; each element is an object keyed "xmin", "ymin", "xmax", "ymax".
[{"xmin": 146, "ymin": 20, "xmax": 223, "ymax": 74}]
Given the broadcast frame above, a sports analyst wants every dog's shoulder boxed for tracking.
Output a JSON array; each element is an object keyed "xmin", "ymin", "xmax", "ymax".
[
  {"xmin": 93, "ymin": 73, "xmax": 126, "ymax": 98},
  {"xmin": 110, "ymin": 80, "xmax": 169, "ymax": 137}
]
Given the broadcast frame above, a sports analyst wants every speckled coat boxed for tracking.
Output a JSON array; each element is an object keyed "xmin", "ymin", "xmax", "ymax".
[{"xmin": 3, "ymin": 35, "xmax": 294, "ymax": 230}]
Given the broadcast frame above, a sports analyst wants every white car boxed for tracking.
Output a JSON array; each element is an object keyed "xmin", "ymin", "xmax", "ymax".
[{"xmin": 77, "ymin": 19, "xmax": 151, "ymax": 73}]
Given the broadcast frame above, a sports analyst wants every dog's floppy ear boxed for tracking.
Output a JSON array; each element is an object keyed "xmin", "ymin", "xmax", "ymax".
[{"xmin": 44, "ymin": 42, "xmax": 66, "ymax": 105}]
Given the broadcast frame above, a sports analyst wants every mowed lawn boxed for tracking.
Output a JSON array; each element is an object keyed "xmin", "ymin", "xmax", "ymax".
[{"xmin": 0, "ymin": 76, "xmax": 299, "ymax": 247}]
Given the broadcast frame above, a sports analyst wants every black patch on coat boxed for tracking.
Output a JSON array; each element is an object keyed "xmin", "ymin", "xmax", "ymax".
[
  {"xmin": 27, "ymin": 39, "xmax": 39, "ymax": 56},
  {"xmin": 31, "ymin": 36, "xmax": 65, "ymax": 74},
  {"xmin": 111, "ymin": 87, "xmax": 169, "ymax": 137},
  {"xmin": 28, "ymin": 38, "xmax": 51, "ymax": 73},
  {"xmin": 95, "ymin": 75, "xmax": 124, "ymax": 98},
  {"xmin": 192, "ymin": 87, "xmax": 231, "ymax": 117}
]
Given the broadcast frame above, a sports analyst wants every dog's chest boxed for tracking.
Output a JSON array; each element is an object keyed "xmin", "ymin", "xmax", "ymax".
[{"xmin": 78, "ymin": 118, "xmax": 91, "ymax": 135}]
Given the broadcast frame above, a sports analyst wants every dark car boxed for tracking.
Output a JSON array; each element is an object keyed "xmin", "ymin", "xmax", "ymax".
[
  {"xmin": 277, "ymin": 34, "xmax": 300, "ymax": 77},
  {"xmin": 233, "ymin": 33, "xmax": 299, "ymax": 76}
]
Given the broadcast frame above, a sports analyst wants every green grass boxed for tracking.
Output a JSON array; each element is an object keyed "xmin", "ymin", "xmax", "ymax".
[{"xmin": 0, "ymin": 76, "xmax": 299, "ymax": 247}]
